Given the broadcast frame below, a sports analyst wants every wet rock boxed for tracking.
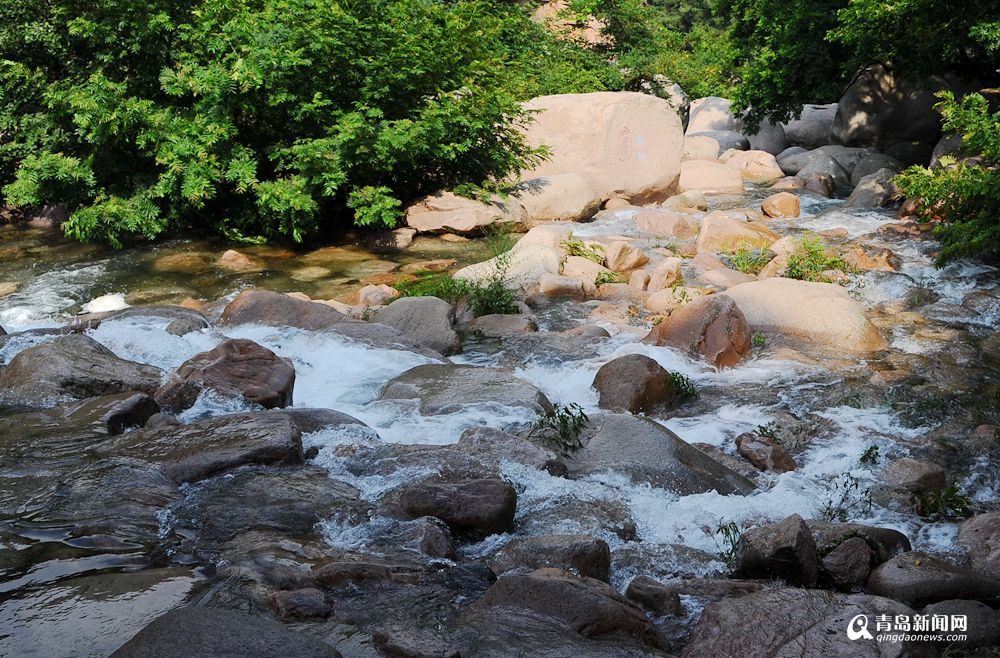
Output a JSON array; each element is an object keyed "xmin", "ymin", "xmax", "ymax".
[
  {"xmin": 845, "ymin": 168, "xmax": 902, "ymax": 208},
  {"xmin": 272, "ymin": 588, "xmax": 332, "ymax": 620},
  {"xmin": 220, "ymin": 289, "xmax": 350, "ymax": 329},
  {"xmin": 883, "ymin": 457, "xmax": 946, "ymax": 493},
  {"xmin": 821, "ymin": 536, "xmax": 873, "ymax": 591},
  {"xmin": 357, "ymin": 283, "xmax": 399, "ymax": 307},
  {"xmin": 466, "ymin": 313, "xmax": 538, "ymax": 337},
  {"xmin": 562, "ymin": 413, "xmax": 755, "ymax": 495},
  {"xmin": 518, "ymin": 496, "xmax": 638, "ymax": 543},
  {"xmin": 867, "ymin": 551, "xmax": 1000, "ymax": 607},
  {"xmin": 603, "ymin": 241, "xmax": 648, "ymax": 272},
  {"xmin": 681, "ymin": 587, "xmax": 919, "ymax": 658},
  {"xmin": 272, "ymin": 408, "xmax": 368, "ymax": 435},
  {"xmin": 797, "ymin": 153, "xmax": 851, "ymax": 195},
  {"xmin": 562, "ymin": 324, "xmax": 611, "ymax": 339},
  {"xmin": 366, "ymin": 227, "xmax": 417, "ymax": 252},
  {"xmin": 379, "ymin": 363, "xmax": 551, "ymax": 416},
  {"xmin": 760, "ymin": 191, "xmax": 800, "ymax": 218},
  {"xmin": 217, "ymin": 249, "xmax": 262, "ymax": 272},
  {"xmin": 106, "ymin": 412, "xmax": 304, "ymax": 484},
  {"xmin": 592, "ymin": 354, "xmax": 680, "ymax": 414},
  {"xmin": 624, "ymin": 575, "xmax": 684, "ymax": 616},
  {"xmin": 472, "ymin": 568, "xmax": 669, "ymax": 651},
  {"xmin": 488, "ymin": 535, "xmax": 611, "ymax": 582},
  {"xmin": 313, "ymin": 553, "xmax": 425, "ymax": 588},
  {"xmin": 405, "ymin": 190, "xmax": 526, "ymax": 235},
  {"xmin": 398, "ymin": 479, "xmax": 516, "ymax": 540},
  {"xmin": 155, "ymin": 338, "xmax": 295, "ymax": 413},
  {"xmin": 0, "ymin": 334, "xmax": 162, "ymax": 407},
  {"xmin": 735, "ymin": 432, "xmax": 796, "ymax": 473},
  {"xmin": 692, "ymin": 443, "xmax": 761, "ymax": 483},
  {"xmin": 413, "ymin": 517, "xmax": 457, "ymax": 559},
  {"xmin": 678, "ymin": 159, "xmax": 745, "ymax": 195},
  {"xmin": 695, "ymin": 211, "xmax": 780, "ymax": 253},
  {"xmin": 922, "ymin": 600, "xmax": 1000, "ymax": 648},
  {"xmin": 841, "ymin": 245, "xmax": 901, "ymax": 272},
  {"xmin": 734, "ymin": 514, "xmax": 818, "ymax": 586},
  {"xmin": 807, "ymin": 521, "xmax": 912, "ymax": 564},
  {"xmin": 958, "ymin": 512, "xmax": 1000, "ymax": 579},
  {"xmin": 373, "ymin": 296, "xmax": 460, "ymax": 355},
  {"xmin": 642, "ymin": 295, "xmax": 751, "ymax": 368},
  {"xmin": 109, "ymin": 606, "xmax": 342, "ymax": 658},
  {"xmin": 165, "ymin": 315, "xmax": 209, "ymax": 336},
  {"xmin": 723, "ymin": 278, "xmax": 887, "ymax": 353}
]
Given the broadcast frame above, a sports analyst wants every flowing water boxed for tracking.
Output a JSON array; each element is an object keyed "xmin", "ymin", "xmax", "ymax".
[{"xmin": 1, "ymin": 193, "xmax": 999, "ymax": 655}]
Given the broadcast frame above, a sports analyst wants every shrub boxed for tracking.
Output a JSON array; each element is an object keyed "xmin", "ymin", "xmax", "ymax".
[
  {"xmin": 820, "ymin": 473, "xmax": 872, "ymax": 522},
  {"xmin": 595, "ymin": 270, "xmax": 625, "ymax": 285},
  {"xmin": 528, "ymin": 402, "xmax": 590, "ymax": 454},
  {"xmin": 667, "ymin": 371, "xmax": 699, "ymax": 402},
  {"xmin": 784, "ymin": 235, "xmax": 851, "ymax": 282},
  {"xmin": 562, "ymin": 234, "xmax": 606, "ymax": 263},
  {"xmin": 724, "ymin": 242, "xmax": 771, "ymax": 274},
  {"xmin": 394, "ymin": 273, "xmax": 470, "ymax": 301}
]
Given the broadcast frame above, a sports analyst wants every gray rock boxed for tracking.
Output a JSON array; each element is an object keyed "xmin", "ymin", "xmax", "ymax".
[
  {"xmin": 105, "ymin": 412, "xmax": 304, "ymax": 484},
  {"xmin": 931, "ymin": 131, "xmax": 979, "ymax": 167},
  {"xmin": 851, "ymin": 153, "xmax": 905, "ymax": 186},
  {"xmin": 883, "ymin": 457, "xmax": 946, "ymax": 493},
  {"xmin": 681, "ymin": 587, "xmax": 919, "ymax": 658},
  {"xmin": 779, "ymin": 145, "xmax": 874, "ymax": 176},
  {"xmin": 465, "ymin": 313, "xmax": 538, "ymax": 337},
  {"xmin": 0, "ymin": 334, "xmax": 163, "ymax": 407},
  {"xmin": 783, "ymin": 103, "xmax": 837, "ymax": 148},
  {"xmin": 398, "ymin": 478, "xmax": 517, "ymax": 540},
  {"xmin": 821, "ymin": 536, "xmax": 873, "ymax": 591},
  {"xmin": 807, "ymin": 520, "xmax": 912, "ymax": 564},
  {"xmin": 373, "ymin": 296, "xmax": 460, "ymax": 355},
  {"xmin": 687, "ymin": 130, "xmax": 750, "ymax": 152},
  {"xmin": 776, "ymin": 145, "xmax": 809, "ymax": 162},
  {"xmin": 518, "ymin": 496, "xmax": 638, "ymax": 543},
  {"xmin": 735, "ymin": 432, "xmax": 796, "ymax": 473},
  {"xmin": 488, "ymin": 535, "xmax": 611, "ymax": 582},
  {"xmin": 271, "ymin": 407, "xmax": 368, "ymax": 435},
  {"xmin": 922, "ymin": 599, "xmax": 1000, "ymax": 648},
  {"xmin": 844, "ymin": 168, "xmax": 902, "ymax": 208},
  {"xmin": 734, "ymin": 513, "xmax": 818, "ymax": 587},
  {"xmin": 155, "ymin": 338, "xmax": 295, "ymax": 413},
  {"xmin": 378, "ymin": 364, "xmax": 552, "ymax": 416},
  {"xmin": 624, "ymin": 575, "xmax": 684, "ymax": 616},
  {"xmin": 884, "ymin": 140, "xmax": 934, "ymax": 166},
  {"xmin": 958, "ymin": 512, "xmax": 1000, "ymax": 579},
  {"xmin": 109, "ymin": 606, "xmax": 342, "ymax": 658},
  {"xmin": 867, "ymin": 551, "xmax": 1000, "ymax": 607},
  {"xmin": 561, "ymin": 413, "xmax": 755, "ymax": 495},
  {"xmin": 797, "ymin": 153, "xmax": 851, "ymax": 195},
  {"xmin": 271, "ymin": 588, "xmax": 332, "ymax": 620}
]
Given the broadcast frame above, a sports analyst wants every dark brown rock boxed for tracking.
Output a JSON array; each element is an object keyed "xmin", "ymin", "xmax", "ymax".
[
  {"xmin": 488, "ymin": 535, "xmax": 611, "ymax": 582},
  {"xmin": 399, "ymin": 479, "xmax": 517, "ymax": 539},
  {"xmin": 734, "ymin": 513, "xmax": 818, "ymax": 587},
  {"xmin": 624, "ymin": 575, "xmax": 684, "ymax": 617},
  {"xmin": 959, "ymin": 512, "xmax": 1000, "ymax": 579},
  {"xmin": 313, "ymin": 555, "xmax": 424, "ymax": 588},
  {"xmin": 272, "ymin": 588, "xmax": 333, "ymax": 620},
  {"xmin": 923, "ymin": 600, "xmax": 1000, "ymax": 648},
  {"xmin": 219, "ymin": 289, "xmax": 351, "ymax": 329},
  {"xmin": 867, "ymin": 551, "xmax": 1000, "ymax": 607},
  {"xmin": 735, "ymin": 432, "xmax": 796, "ymax": 473},
  {"xmin": 642, "ymin": 295, "xmax": 751, "ymax": 368},
  {"xmin": 156, "ymin": 338, "xmax": 295, "ymax": 412},
  {"xmin": 821, "ymin": 536, "xmax": 873, "ymax": 591},
  {"xmin": 592, "ymin": 354, "xmax": 676, "ymax": 414},
  {"xmin": 807, "ymin": 521, "xmax": 912, "ymax": 564}
]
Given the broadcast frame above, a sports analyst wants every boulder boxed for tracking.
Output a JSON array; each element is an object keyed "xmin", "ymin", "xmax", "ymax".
[
  {"xmin": 219, "ymin": 289, "xmax": 349, "ymax": 329},
  {"xmin": 851, "ymin": 153, "xmax": 905, "ymax": 186},
  {"xmin": 720, "ymin": 149, "xmax": 784, "ymax": 183},
  {"xmin": 624, "ymin": 576, "xmax": 684, "ymax": 617},
  {"xmin": 683, "ymin": 134, "xmax": 720, "ymax": 160},
  {"xmin": 959, "ymin": 512, "xmax": 1000, "ymax": 579},
  {"xmin": 472, "ymin": 568, "xmax": 668, "ymax": 650},
  {"xmin": 633, "ymin": 209, "xmax": 697, "ymax": 239},
  {"xmin": 782, "ymin": 103, "xmax": 837, "ymax": 148},
  {"xmin": 365, "ymin": 227, "xmax": 417, "ymax": 251},
  {"xmin": 832, "ymin": 63, "xmax": 953, "ymax": 149},
  {"xmin": 272, "ymin": 588, "xmax": 333, "ymax": 621},
  {"xmin": 488, "ymin": 535, "xmax": 611, "ymax": 582},
  {"xmin": 519, "ymin": 92, "xmax": 684, "ymax": 204},
  {"xmin": 536, "ymin": 273, "xmax": 592, "ymax": 299},
  {"xmin": 779, "ymin": 144, "xmax": 874, "ymax": 176},
  {"xmin": 687, "ymin": 96, "xmax": 737, "ymax": 133},
  {"xmin": 513, "ymin": 174, "xmax": 602, "ymax": 223},
  {"xmin": 742, "ymin": 120, "xmax": 789, "ymax": 155},
  {"xmin": 661, "ymin": 189, "xmax": 708, "ymax": 212},
  {"xmin": 678, "ymin": 159, "xmax": 745, "ymax": 195},
  {"xmin": 722, "ymin": 278, "xmax": 887, "ymax": 352},
  {"xmin": 735, "ymin": 432, "xmax": 796, "ymax": 473},
  {"xmin": 374, "ymin": 296, "xmax": 460, "ymax": 355},
  {"xmin": 695, "ymin": 211, "xmax": 780, "ymax": 253},
  {"xmin": 217, "ymin": 249, "xmax": 262, "ymax": 272},
  {"xmin": 883, "ymin": 457, "xmax": 946, "ymax": 493},
  {"xmin": 0, "ymin": 334, "xmax": 162, "ymax": 407},
  {"xmin": 357, "ymin": 283, "xmax": 400, "ymax": 307},
  {"xmin": 466, "ymin": 314, "xmax": 539, "ymax": 337},
  {"xmin": 642, "ymin": 295, "xmax": 751, "ymax": 368},
  {"xmin": 867, "ymin": 551, "xmax": 1000, "ymax": 607},
  {"xmin": 454, "ymin": 225, "xmax": 569, "ymax": 290},
  {"xmin": 155, "ymin": 338, "xmax": 295, "ymax": 413},
  {"xmin": 405, "ymin": 190, "xmax": 526, "ymax": 235},
  {"xmin": 106, "ymin": 412, "xmax": 303, "ymax": 484},
  {"xmin": 923, "ymin": 600, "xmax": 1000, "ymax": 649},
  {"xmin": 761, "ymin": 191, "xmax": 801, "ymax": 218},
  {"xmin": 646, "ymin": 257, "xmax": 683, "ymax": 292},
  {"xmin": 603, "ymin": 241, "xmax": 649, "ymax": 272},
  {"xmin": 561, "ymin": 413, "xmax": 755, "ymax": 495},
  {"xmin": 807, "ymin": 520, "xmax": 912, "ymax": 564},
  {"xmin": 844, "ymin": 168, "xmax": 901, "ymax": 208},
  {"xmin": 562, "ymin": 255, "xmax": 611, "ymax": 282},
  {"xmin": 592, "ymin": 354, "xmax": 675, "ymax": 414},
  {"xmin": 734, "ymin": 514, "xmax": 818, "ymax": 586},
  {"xmin": 378, "ymin": 363, "xmax": 552, "ymax": 416},
  {"xmin": 399, "ymin": 478, "xmax": 516, "ymax": 539},
  {"xmin": 841, "ymin": 246, "xmax": 901, "ymax": 272},
  {"xmin": 688, "ymin": 130, "xmax": 750, "ymax": 152},
  {"xmin": 931, "ymin": 131, "xmax": 979, "ymax": 167},
  {"xmin": 109, "ymin": 607, "xmax": 342, "ymax": 658},
  {"xmin": 797, "ymin": 153, "xmax": 851, "ymax": 195},
  {"xmin": 681, "ymin": 587, "xmax": 919, "ymax": 658},
  {"xmin": 821, "ymin": 536, "xmax": 874, "ymax": 591}
]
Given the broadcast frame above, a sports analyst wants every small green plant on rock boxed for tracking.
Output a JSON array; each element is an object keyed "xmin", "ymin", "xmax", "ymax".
[
  {"xmin": 858, "ymin": 444, "xmax": 881, "ymax": 466},
  {"xmin": 917, "ymin": 485, "xmax": 972, "ymax": 519},
  {"xmin": 754, "ymin": 422, "xmax": 780, "ymax": 443},
  {"xmin": 395, "ymin": 272, "xmax": 470, "ymax": 301},
  {"xmin": 667, "ymin": 371, "xmax": 699, "ymax": 402},
  {"xmin": 561, "ymin": 234, "xmax": 606, "ymax": 263},
  {"xmin": 724, "ymin": 242, "xmax": 771, "ymax": 275},
  {"xmin": 714, "ymin": 520, "xmax": 745, "ymax": 568},
  {"xmin": 752, "ymin": 332, "xmax": 766, "ymax": 347},
  {"xmin": 784, "ymin": 235, "xmax": 852, "ymax": 283},
  {"xmin": 595, "ymin": 270, "xmax": 625, "ymax": 286},
  {"xmin": 820, "ymin": 473, "xmax": 873, "ymax": 522},
  {"xmin": 528, "ymin": 403, "xmax": 590, "ymax": 455}
]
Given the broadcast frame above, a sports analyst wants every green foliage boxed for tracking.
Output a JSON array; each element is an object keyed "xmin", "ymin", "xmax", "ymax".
[
  {"xmin": 918, "ymin": 485, "xmax": 972, "ymax": 519},
  {"xmin": 754, "ymin": 422, "xmax": 780, "ymax": 443},
  {"xmin": 468, "ymin": 275, "xmax": 518, "ymax": 317},
  {"xmin": 714, "ymin": 520, "xmax": 745, "ymax": 568},
  {"xmin": 562, "ymin": 234, "xmax": 606, "ymax": 263},
  {"xmin": 724, "ymin": 242, "xmax": 771, "ymax": 275},
  {"xmin": 897, "ymin": 92, "xmax": 1000, "ymax": 264},
  {"xmin": 528, "ymin": 402, "xmax": 590, "ymax": 454},
  {"xmin": 821, "ymin": 473, "xmax": 872, "ymax": 522},
  {"xmin": 784, "ymin": 235, "xmax": 850, "ymax": 283},
  {"xmin": 667, "ymin": 371, "xmax": 699, "ymax": 402},
  {"xmin": 858, "ymin": 444, "xmax": 880, "ymax": 466},
  {"xmin": 394, "ymin": 272, "xmax": 470, "ymax": 302},
  {"xmin": 595, "ymin": 270, "xmax": 625, "ymax": 285},
  {"xmin": 752, "ymin": 332, "xmax": 766, "ymax": 347}
]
